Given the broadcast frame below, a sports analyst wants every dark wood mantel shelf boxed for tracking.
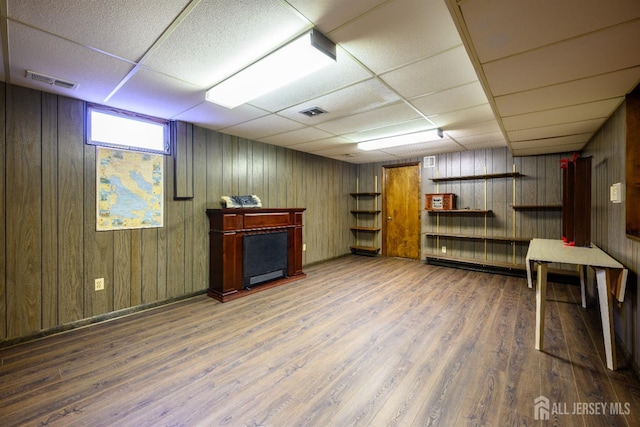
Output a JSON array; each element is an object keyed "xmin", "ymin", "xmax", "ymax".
[{"xmin": 206, "ymin": 208, "xmax": 306, "ymax": 302}]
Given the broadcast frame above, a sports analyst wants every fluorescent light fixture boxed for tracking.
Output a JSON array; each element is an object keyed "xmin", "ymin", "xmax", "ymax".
[
  {"xmin": 357, "ymin": 128, "xmax": 444, "ymax": 151},
  {"xmin": 206, "ymin": 29, "xmax": 336, "ymax": 109}
]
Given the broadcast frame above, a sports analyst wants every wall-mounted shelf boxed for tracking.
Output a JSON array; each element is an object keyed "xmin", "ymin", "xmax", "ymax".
[
  {"xmin": 351, "ymin": 210, "xmax": 381, "ymax": 214},
  {"xmin": 512, "ymin": 205, "xmax": 562, "ymax": 211},
  {"xmin": 350, "ymin": 182, "xmax": 381, "ymax": 255},
  {"xmin": 350, "ymin": 226, "xmax": 380, "ymax": 232},
  {"xmin": 430, "ymin": 172, "xmax": 523, "ymax": 182},
  {"xmin": 426, "ymin": 209, "xmax": 492, "ymax": 214},
  {"xmin": 425, "ymin": 166, "xmax": 526, "ymax": 268},
  {"xmin": 349, "ymin": 192, "xmax": 380, "ymax": 197},
  {"xmin": 423, "ymin": 231, "xmax": 531, "ymax": 243}
]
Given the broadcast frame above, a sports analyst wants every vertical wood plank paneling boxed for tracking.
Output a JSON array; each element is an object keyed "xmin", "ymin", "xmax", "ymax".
[
  {"xmin": 165, "ymin": 154, "xmax": 185, "ymax": 298},
  {"xmin": 57, "ymin": 96, "xmax": 85, "ymax": 324},
  {"xmin": 0, "ymin": 83, "xmax": 5, "ymax": 339},
  {"xmin": 206, "ymin": 129, "xmax": 223, "ymax": 205},
  {"xmin": 237, "ymin": 137, "xmax": 248, "ymax": 195},
  {"xmin": 192, "ymin": 126, "xmax": 208, "ymax": 291},
  {"xmin": 221, "ymin": 134, "xmax": 234, "ymax": 199},
  {"xmin": 251, "ymin": 140, "xmax": 265, "ymax": 201},
  {"xmin": 173, "ymin": 121, "xmax": 194, "ymax": 199},
  {"xmin": 266, "ymin": 144, "xmax": 278, "ymax": 207},
  {"xmin": 83, "ymin": 138, "xmax": 113, "ymax": 318},
  {"xmin": 183, "ymin": 195, "xmax": 194, "ymax": 293},
  {"xmin": 141, "ymin": 228, "xmax": 159, "ymax": 303},
  {"xmin": 583, "ymin": 100, "xmax": 640, "ymax": 369},
  {"xmin": 113, "ymin": 231, "xmax": 131, "ymax": 310},
  {"xmin": 41, "ymin": 92, "xmax": 58, "ymax": 330},
  {"xmin": 130, "ymin": 230, "xmax": 142, "ymax": 306},
  {"xmin": 6, "ymin": 85, "xmax": 42, "ymax": 338},
  {"xmin": 0, "ymin": 84, "xmax": 358, "ymax": 343}
]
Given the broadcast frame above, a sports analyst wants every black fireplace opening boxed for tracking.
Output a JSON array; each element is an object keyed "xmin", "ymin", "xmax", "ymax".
[{"xmin": 242, "ymin": 231, "xmax": 289, "ymax": 289}]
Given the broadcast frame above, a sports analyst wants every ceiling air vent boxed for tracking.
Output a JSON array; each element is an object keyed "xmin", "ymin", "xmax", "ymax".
[
  {"xmin": 25, "ymin": 70, "xmax": 78, "ymax": 90},
  {"xmin": 423, "ymin": 156, "xmax": 436, "ymax": 168},
  {"xmin": 299, "ymin": 107, "xmax": 326, "ymax": 117}
]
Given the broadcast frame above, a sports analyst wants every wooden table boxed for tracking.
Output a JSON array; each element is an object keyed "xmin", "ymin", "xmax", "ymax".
[{"xmin": 526, "ymin": 238, "xmax": 628, "ymax": 370}]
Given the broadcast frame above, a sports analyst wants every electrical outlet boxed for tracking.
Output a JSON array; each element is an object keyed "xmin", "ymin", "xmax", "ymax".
[
  {"xmin": 441, "ymin": 246, "xmax": 447, "ymax": 254},
  {"xmin": 95, "ymin": 278, "xmax": 105, "ymax": 291},
  {"xmin": 303, "ymin": 243, "xmax": 307, "ymax": 251}
]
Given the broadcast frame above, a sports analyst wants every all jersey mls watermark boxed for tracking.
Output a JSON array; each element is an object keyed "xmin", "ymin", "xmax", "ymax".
[{"xmin": 534, "ymin": 395, "xmax": 631, "ymax": 420}]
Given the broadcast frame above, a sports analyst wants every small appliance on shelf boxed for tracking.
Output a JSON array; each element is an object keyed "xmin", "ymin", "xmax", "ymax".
[{"xmin": 425, "ymin": 193, "xmax": 456, "ymax": 210}]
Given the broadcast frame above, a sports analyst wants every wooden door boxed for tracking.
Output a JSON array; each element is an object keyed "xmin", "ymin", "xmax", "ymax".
[{"xmin": 382, "ymin": 163, "xmax": 421, "ymax": 259}]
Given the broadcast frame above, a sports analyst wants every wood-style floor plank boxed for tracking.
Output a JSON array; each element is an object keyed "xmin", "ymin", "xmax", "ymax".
[{"xmin": 1, "ymin": 255, "xmax": 639, "ymax": 426}]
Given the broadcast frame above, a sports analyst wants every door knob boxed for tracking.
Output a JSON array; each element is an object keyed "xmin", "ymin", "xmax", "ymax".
[{"xmin": 386, "ymin": 216, "xmax": 392, "ymax": 220}]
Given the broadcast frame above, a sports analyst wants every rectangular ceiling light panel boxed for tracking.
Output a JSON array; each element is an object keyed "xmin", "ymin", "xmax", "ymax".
[
  {"xmin": 206, "ymin": 29, "xmax": 336, "ymax": 109},
  {"xmin": 358, "ymin": 128, "xmax": 443, "ymax": 151}
]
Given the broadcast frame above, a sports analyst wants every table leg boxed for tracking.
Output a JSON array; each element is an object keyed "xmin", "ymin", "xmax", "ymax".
[
  {"xmin": 535, "ymin": 261, "xmax": 548, "ymax": 351},
  {"xmin": 579, "ymin": 265, "xmax": 587, "ymax": 308},
  {"xmin": 595, "ymin": 268, "xmax": 616, "ymax": 370},
  {"xmin": 526, "ymin": 258, "xmax": 533, "ymax": 288}
]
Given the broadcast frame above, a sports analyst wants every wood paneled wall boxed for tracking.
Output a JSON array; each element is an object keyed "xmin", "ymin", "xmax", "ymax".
[
  {"xmin": 583, "ymin": 100, "xmax": 640, "ymax": 369},
  {"xmin": 0, "ymin": 83, "xmax": 356, "ymax": 342},
  {"xmin": 358, "ymin": 149, "xmax": 567, "ymax": 266}
]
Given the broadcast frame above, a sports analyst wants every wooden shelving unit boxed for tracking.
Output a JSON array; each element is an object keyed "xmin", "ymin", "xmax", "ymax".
[
  {"xmin": 350, "ymin": 178, "xmax": 381, "ymax": 255},
  {"xmin": 425, "ymin": 167, "xmax": 526, "ymax": 267}
]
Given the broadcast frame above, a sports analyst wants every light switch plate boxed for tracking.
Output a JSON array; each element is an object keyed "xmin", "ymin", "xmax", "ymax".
[{"xmin": 610, "ymin": 182, "xmax": 623, "ymax": 203}]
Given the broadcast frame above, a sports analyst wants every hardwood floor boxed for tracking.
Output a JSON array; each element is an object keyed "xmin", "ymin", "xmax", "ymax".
[{"xmin": 1, "ymin": 255, "xmax": 639, "ymax": 426}]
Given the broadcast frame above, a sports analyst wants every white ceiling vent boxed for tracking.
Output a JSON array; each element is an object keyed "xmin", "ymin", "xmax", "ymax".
[
  {"xmin": 25, "ymin": 70, "xmax": 78, "ymax": 89},
  {"xmin": 299, "ymin": 107, "xmax": 326, "ymax": 117}
]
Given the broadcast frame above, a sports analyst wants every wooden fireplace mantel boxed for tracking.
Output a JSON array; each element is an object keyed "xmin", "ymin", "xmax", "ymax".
[{"xmin": 206, "ymin": 208, "xmax": 306, "ymax": 302}]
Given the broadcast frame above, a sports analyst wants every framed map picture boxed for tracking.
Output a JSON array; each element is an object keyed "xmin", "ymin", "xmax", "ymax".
[{"xmin": 96, "ymin": 147, "xmax": 163, "ymax": 231}]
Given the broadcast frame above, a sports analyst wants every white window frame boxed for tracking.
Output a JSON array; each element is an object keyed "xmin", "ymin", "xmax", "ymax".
[{"xmin": 86, "ymin": 104, "xmax": 171, "ymax": 155}]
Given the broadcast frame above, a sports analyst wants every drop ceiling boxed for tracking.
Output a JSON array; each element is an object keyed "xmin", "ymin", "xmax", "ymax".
[{"xmin": 2, "ymin": 0, "xmax": 639, "ymax": 163}]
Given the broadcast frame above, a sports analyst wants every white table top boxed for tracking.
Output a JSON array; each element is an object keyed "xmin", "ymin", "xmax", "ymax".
[{"xmin": 526, "ymin": 238, "xmax": 623, "ymax": 269}]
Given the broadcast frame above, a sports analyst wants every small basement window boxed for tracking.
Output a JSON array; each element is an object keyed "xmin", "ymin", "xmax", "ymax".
[{"xmin": 87, "ymin": 104, "xmax": 171, "ymax": 155}]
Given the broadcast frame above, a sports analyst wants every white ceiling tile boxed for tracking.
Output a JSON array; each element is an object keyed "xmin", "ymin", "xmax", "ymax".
[
  {"xmin": 106, "ymin": 68, "xmax": 204, "ymax": 120},
  {"xmin": 6, "ymin": 0, "xmax": 638, "ymax": 162},
  {"xmin": 444, "ymin": 120, "xmax": 503, "ymax": 138},
  {"xmin": 144, "ymin": 0, "xmax": 309, "ymax": 87},
  {"xmin": 260, "ymin": 127, "xmax": 334, "ymax": 147},
  {"xmin": 7, "ymin": 0, "xmax": 191, "ymax": 62},
  {"xmin": 285, "ymin": 0, "xmax": 387, "ymax": 33},
  {"xmin": 503, "ymin": 98, "xmax": 622, "ymax": 132},
  {"xmin": 428, "ymin": 104, "xmax": 496, "ymax": 129},
  {"xmin": 511, "ymin": 133, "xmax": 592, "ymax": 149},
  {"xmin": 513, "ymin": 143, "xmax": 588, "ymax": 157},
  {"xmin": 484, "ymin": 20, "xmax": 640, "ymax": 97},
  {"xmin": 380, "ymin": 46, "xmax": 478, "ymax": 99},
  {"xmin": 221, "ymin": 114, "xmax": 304, "ymax": 141},
  {"xmin": 288, "ymin": 136, "xmax": 354, "ymax": 152},
  {"xmin": 411, "ymin": 81, "xmax": 488, "ymax": 116},
  {"xmin": 494, "ymin": 67, "xmax": 640, "ymax": 117},
  {"xmin": 343, "ymin": 118, "xmax": 436, "ymax": 142},
  {"xmin": 331, "ymin": 0, "xmax": 461, "ymax": 74},
  {"xmin": 172, "ymin": 101, "xmax": 268, "ymax": 131},
  {"xmin": 316, "ymin": 102, "xmax": 422, "ymax": 135},
  {"xmin": 460, "ymin": 0, "xmax": 640, "ymax": 63},
  {"xmin": 453, "ymin": 131, "xmax": 507, "ymax": 147},
  {"xmin": 507, "ymin": 119, "xmax": 605, "ymax": 142},
  {"xmin": 275, "ymin": 78, "xmax": 400, "ymax": 125},
  {"xmin": 8, "ymin": 21, "xmax": 133, "ymax": 104},
  {"xmin": 381, "ymin": 138, "xmax": 460, "ymax": 155}
]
